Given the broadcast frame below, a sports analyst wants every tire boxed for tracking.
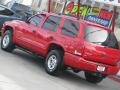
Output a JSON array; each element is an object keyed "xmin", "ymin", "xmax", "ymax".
[
  {"xmin": 1, "ymin": 30, "xmax": 15, "ymax": 52},
  {"xmin": 85, "ymin": 72, "xmax": 105, "ymax": 84},
  {"xmin": 45, "ymin": 50, "xmax": 64, "ymax": 75}
]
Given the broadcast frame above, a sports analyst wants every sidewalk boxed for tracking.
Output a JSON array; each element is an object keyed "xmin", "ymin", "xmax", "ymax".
[
  {"xmin": 109, "ymin": 76, "xmax": 120, "ymax": 83},
  {"xmin": 0, "ymin": 74, "xmax": 25, "ymax": 90}
]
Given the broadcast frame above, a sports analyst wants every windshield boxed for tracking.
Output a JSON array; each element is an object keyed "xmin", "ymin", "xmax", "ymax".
[{"xmin": 84, "ymin": 25, "xmax": 109, "ymax": 45}]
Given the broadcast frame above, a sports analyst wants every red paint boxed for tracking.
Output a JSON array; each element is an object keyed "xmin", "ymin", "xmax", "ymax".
[{"xmin": 1, "ymin": 12, "xmax": 120, "ymax": 76}]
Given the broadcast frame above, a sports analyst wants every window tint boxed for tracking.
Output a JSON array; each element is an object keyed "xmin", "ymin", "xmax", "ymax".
[
  {"xmin": 29, "ymin": 15, "xmax": 45, "ymax": 26},
  {"xmin": 84, "ymin": 25, "xmax": 108, "ymax": 45},
  {"xmin": 62, "ymin": 20, "xmax": 79, "ymax": 37},
  {"xmin": 42, "ymin": 16, "xmax": 61, "ymax": 31},
  {"xmin": 0, "ymin": 6, "xmax": 14, "ymax": 16}
]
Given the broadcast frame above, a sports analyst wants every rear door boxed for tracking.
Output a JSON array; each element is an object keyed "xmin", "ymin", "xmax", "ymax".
[
  {"xmin": 58, "ymin": 19, "xmax": 84, "ymax": 55},
  {"xmin": 16, "ymin": 14, "xmax": 46, "ymax": 51}
]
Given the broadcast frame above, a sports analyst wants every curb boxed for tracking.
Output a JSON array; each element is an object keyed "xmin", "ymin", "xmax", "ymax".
[{"xmin": 109, "ymin": 76, "xmax": 120, "ymax": 83}]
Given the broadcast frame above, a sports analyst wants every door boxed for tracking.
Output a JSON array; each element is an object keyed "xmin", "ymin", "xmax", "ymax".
[
  {"xmin": 35, "ymin": 15, "xmax": 62, "ymax": 56},
  {"xmin": 58, "ymin": 19, "xmax": 85, "ymax": 67},
  {"xmin": 17, "ymin": 14, "xmax": 46, "ymax": 51}
]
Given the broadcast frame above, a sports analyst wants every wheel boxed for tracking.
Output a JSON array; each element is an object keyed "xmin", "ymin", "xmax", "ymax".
[
  {"xmin": 1, "ymin": 30, "xmax": 15, "ymax": 52},
  {"xmin": 45, "ymin": 50, "xmax": 64, "ymax": 75},
  {"xmin": 85, "ymin": 72, "xmax": 105, "ymax": 84}
]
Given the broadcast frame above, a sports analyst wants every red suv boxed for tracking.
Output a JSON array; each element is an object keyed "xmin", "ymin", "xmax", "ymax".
[{"xmin": 1, "ymin": 12, "xmax": 120, "ymax": 83}]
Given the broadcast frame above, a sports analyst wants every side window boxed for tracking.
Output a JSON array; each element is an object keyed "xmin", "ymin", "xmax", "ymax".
[
  {"xmin": 29, "ymin": 15, "xmax": 45, "ymax": 26},
  {"xmin": 42, "ymin": 16, "xmax": 61, "ymax": 31},
  {"xmin": 0, "ymin": 6, "xmax": 14, "ymax": 16},
  {"xmin": 62, "ymin": 20, "xmax": 79, "ymax": 38}
]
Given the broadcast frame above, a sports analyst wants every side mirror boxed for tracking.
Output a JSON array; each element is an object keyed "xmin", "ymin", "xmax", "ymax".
[
  {"xmin": 25, "ymin": 16, "xmax": 31, "ymax": 24},
  {"xmin": 25, "ymin": 19, "xmax": 30, "ymax": 23}
]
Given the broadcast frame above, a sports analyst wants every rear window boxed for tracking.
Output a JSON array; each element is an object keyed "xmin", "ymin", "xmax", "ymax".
[
  {"xmin": 62, "ymin": 20, "xmax": 80, "ymax": 38},
  {"xmin": 84, "ymin": 25, "xmax": 108, "ymax": 45}
]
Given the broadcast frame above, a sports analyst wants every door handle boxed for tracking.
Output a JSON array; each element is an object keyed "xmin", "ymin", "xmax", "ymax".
[
  {"xmin": 48, "ymin": 35, "xmax": 54, "ymax": 40},
  {"xmin": 32, "ymin": 30, "xmax": 36, "ymax": 33}
]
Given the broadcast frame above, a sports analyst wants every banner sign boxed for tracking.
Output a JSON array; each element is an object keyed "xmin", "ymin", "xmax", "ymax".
[
  {"xmin": 85, "ymin": 15, "xmax": 110, "ymax": 27},
  {"xmin": 63, "ymin": 0, "xmax": 114, "ymax": 27}
]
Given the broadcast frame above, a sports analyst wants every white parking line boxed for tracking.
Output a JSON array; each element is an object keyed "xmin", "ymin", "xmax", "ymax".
[{"xmin": 0, "ymin": 74, "xmax": 26, "ymax": 90}]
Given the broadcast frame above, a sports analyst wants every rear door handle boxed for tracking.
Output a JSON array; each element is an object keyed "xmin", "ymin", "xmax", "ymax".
[
  {"xmin": 48, "ymin": 35, "xmax": 54, "ymax": 39},
  {"xmin": 32, "ymin": 30, "xmax": 36, "ymax": 33}
]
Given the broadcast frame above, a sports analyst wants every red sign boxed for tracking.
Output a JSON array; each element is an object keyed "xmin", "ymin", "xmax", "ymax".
[{"xmin": 99, "ymin": 9, "xmax": 113, "ymax": 20}]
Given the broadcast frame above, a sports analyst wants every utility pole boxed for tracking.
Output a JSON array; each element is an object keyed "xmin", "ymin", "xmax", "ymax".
[
  {"xmin": 112, "ymin": 6, "xmax": 117, "ymax": 32},
  {"xmin": 77, "ymin": 0, "xmax": 80, "ymax": 18},
  {"xmin": 48, "ymin": 0, "xmax": 51, "ymax": 13}
]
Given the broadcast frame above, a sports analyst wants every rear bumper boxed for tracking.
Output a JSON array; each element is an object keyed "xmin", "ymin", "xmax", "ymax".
[{"xmin": 64, "ymin": 52, "xmax": 119, "ymax": 75}]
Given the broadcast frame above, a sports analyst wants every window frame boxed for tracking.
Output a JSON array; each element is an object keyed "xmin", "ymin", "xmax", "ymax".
[
  {"xmin": 61, "ymin": 19, "xmax": 80, "ymax": 38},
  {"xmin": 27, "ymin": 14, "xmax": 45, "ymax": 26},
  {"xmin": 41, "ymin": 15, "xmax": 61, "ymax": 32}
]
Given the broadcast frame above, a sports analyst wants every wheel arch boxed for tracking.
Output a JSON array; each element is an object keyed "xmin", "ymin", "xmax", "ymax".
[
  {"xmin": 2, "ymin": 26, "xmax": 16, "ymax": 44},
  {"xmin": 47, "ymin": 43, "xmax": 65, "ymax": 55},
  {"xmin": 3, "ymin": 26, "xmax": 14, "ymax": 34}
]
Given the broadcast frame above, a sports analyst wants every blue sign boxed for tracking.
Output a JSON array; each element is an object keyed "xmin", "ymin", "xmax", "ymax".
[{"xmin": 85, "ymin": 15, "xmax": 110, "ymax": 27}]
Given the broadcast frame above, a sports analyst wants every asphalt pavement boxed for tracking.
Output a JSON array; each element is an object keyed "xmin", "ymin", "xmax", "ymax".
[{"xmin": 0, "ymin": 37, "xmax": 120, "ymax": 90}]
